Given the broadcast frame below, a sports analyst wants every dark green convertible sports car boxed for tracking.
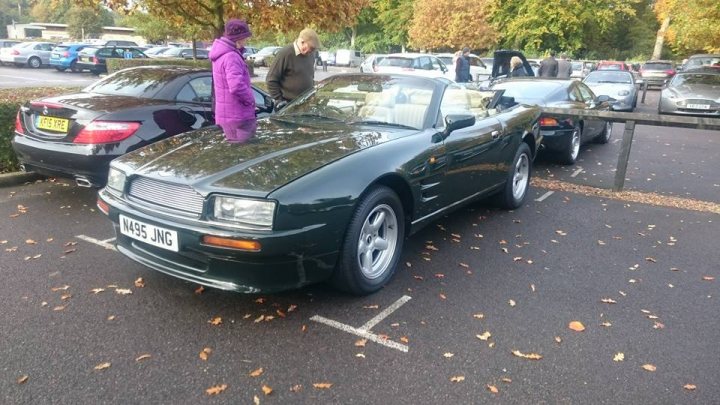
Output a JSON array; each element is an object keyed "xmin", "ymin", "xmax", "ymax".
[{"xmin": 97, "ymin": 74, "xmax": 541, "ymax": 295}]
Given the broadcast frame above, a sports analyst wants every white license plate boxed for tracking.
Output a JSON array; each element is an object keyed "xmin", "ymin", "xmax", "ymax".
[
  {"xmin": 119, "ymin": 214, "xmax": 178, "ymax": 252},
  {"xmin": 686, "ymin": 103, "xmax": 710, "ymax": 110}
]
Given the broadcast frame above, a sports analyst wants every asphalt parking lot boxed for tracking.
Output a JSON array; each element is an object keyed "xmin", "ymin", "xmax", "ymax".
[{"xmin": 1, "ymin": 90, "xmax": 718, "ymax": 403}]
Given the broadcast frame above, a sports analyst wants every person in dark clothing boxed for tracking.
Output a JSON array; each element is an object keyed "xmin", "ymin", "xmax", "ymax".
[
  {"xmin": 266, "ymin": 28, "xmax": 320, "ymax": 108},
  {"xmin": 538, "ymin": 51, "xmax": 558, "ymax": 77},
  {"xmin": 556, "ymin": 53, "xmax": 572, "ymax": 78},
  {"xmin": 507, "ymin": 56, "xmax": 528, "ymax": 78},
  {"xmin": 455, "ymin": 47, "xmax": 472, "ymax": 83}
]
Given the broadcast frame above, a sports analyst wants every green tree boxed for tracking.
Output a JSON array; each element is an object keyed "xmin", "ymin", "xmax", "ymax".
[
  {"xmin": 409, "ymin": 0, "xmax": 497, "ymax": 51},
  {"xmin": 119, "ymin": 12, "xmax": 179, "ymax": 44},
  {"xmin": 65, "ymin": 5, "xmax": 113, "ymax": 40},
  {"xmin": 488, "ymin": 0, "xmax": 640, "ymax": 56},
  {"xmin": 373, "ymin": 0, "xmax": 414, "ymax": 51}
]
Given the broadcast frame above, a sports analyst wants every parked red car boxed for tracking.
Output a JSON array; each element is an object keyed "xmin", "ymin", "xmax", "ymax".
[{"xmin": 596, "ymin": 61, "xmax": 632, "ymax": 71}]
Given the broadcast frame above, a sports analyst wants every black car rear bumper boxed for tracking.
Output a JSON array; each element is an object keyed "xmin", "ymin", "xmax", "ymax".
[
  {"xmin": 539, "ymin": 128, "xmax": 574, "ymax": 151},
  {"xmin": 12, "ymin": 133, "xmax": 117, "ymax": 186}
]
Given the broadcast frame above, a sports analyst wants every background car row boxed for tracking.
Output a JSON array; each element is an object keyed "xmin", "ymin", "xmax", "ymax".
[{"xmin": 0, "ymin": 40, "xmax": 212, "ymax": 71}]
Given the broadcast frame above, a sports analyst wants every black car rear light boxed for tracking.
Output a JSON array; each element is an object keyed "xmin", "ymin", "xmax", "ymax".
[
  {"xmin": 15, "ymin": 111, "xmax": 24, "ymax": 135},
  {"xmin": 74, "ymin": 121, "xmax": 141, "ymax": 144}
]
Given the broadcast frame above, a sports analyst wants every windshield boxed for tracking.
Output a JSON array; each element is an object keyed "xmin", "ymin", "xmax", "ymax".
[
  {"xmin": 82, "ymin": 68, "xmax": 181, "ymax": 98},
  {"xmin": 584, "ymin": 71, "xmax": 633, "ymax": 84},
  {"xmin": 644, "ymin": 62, "xmax": 672, "ymax": 70},
  {"xmin": 686, "ymin": 56, "xmax": 720, "ymax": 69},
  {"xmin": 437, "ymin": 56, "xmax": 453, "ymax": 65},
  {"xmin": 671, "ymin": 73, "xmax": 720, "ymax": 86},
  {"xmin": 490, "ymin": 81, "xmax": 563, "ymax": 101},
  {"xmin": 276, "ymin": 75, "xmax": 437, "ymax": 129},
  {"xmin": 257, "ymin": 47, "xmax": 278, "ymax": 55},
  {"xmin": 377, "ymin": 57, "xmax": 414, "ymax": 68}
]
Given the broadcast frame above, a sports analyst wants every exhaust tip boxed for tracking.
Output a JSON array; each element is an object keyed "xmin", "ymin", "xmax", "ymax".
[{"xmin": 75, "ymin": 177, "xmax": 92, "ymax": 188}]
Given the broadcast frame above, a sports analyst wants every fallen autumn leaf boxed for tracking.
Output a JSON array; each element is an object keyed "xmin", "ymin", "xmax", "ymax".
[
  {"xmin": 249, "ymin": 367, "xmax": 264, "ymax": 377},
  {"xmin": 512, "ymin": 350, "xmax": 542, "ymax": 360},
  {"xmin": 642, "ymin": 364, "xmax": 657, "ymax": 372},
  {"xmin": 568, "ymin": 321, "xmax": 586, "ymax": 332},
  {"xmin": 94, "ymin": 362, "xmax": 111, "ymax": 371},
  {"xmin": 205, "ymin": 384, "xmax": 227, "ymax": 396},
  {"xmin": 450, "ymin": 376, "xmax": 465, "ymax": 383}
]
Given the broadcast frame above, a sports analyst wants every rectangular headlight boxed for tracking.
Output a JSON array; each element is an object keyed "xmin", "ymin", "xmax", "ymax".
[
  {"xmin": 107, "ymin": 167, "xmax": 126, "ymax": 193},
  {"xmin": 212, "ymin": 196, "xmax": 276, "ymax": 229}
]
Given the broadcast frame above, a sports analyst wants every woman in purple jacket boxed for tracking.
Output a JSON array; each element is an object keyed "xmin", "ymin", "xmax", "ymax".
[{"xmin": 209, "ymin": 19, "xmax": 255, "ymax": 125}]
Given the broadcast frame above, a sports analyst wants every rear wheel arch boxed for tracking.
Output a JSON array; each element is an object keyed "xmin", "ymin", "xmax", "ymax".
[{"xmin": 521, "ymin": 132, "xmax": 537, "ymax": 159}]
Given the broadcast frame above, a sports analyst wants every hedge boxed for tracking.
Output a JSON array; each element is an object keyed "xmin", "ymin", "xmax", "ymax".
[
  {"xmin": 106, "ymin": 57, "xmax": 255, "ymax": 77},
  {"xmin": 0, "ymin": 87, "xmax": 81, "ymax": 173}
]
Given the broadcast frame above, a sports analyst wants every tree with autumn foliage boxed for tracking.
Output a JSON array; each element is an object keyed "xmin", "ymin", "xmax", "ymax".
[
  {"xmin": 92, "ymin": 0, "xmax": 369, "ymax": 41},
  {"xmin": 408, "ymin": 0, "xmax": 497, "ymax": 51},
  {"xmin": 654, "ymin": 0, "xmax": 720, "ymax": 56}
]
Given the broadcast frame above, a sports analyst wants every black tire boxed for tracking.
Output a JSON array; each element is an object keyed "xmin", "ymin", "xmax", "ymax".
[
  {"xmin": 495, "ymin": 143, "xmax": 532, "ymax": 209},
  {"xmin": 54, "ymin": 66, "xmax": 66, "ymax": 72},
  {"xmin": 69, "ymin": 60, "xmax": 79, "ymax": 73},
  {"xmin": 559, "ymin": 124, "xmax": 581, "ymax": 165},
  {"xmin": 28, "ymin": 57, "xmax": 41, "ymax": 69},
  {"xmin": 332, "ymin": 186, "xmax": 405, "ymax": 295},
  {"xmin": 594, "ymin": 121, "xmax": 612, "ymax": 144}
]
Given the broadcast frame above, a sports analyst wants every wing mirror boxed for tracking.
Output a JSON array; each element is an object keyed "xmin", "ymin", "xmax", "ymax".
[{"xmin": 440, "ymin": 113, "xmax": 475, "ymax": 139}]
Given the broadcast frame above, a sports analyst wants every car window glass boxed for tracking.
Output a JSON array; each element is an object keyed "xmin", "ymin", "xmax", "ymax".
[
  {"xmin": 131, "ymin": 49, "xmax": 145, "ymax": 58},
  {"xmin": 83, "ymin": 68, "xmax": 180, "ymax": 98},
  {"xmin": 568, "ymin": 87, "xmax": 581, "ymax": 102},
  {"xmin": 431, "ymin": 57, "xmax": 443, "ymax": 71},
  {"xmin": 97, "ymin": 49, "xmax": 113, "ymax": 57},
  {"xmin": 189, "ymin": 76, "xmax": 213, "ymax": 102},
  {"xmin": 577, "ymin": 83, "xmax": 595, "ymax": 101},
  {"xmin": 253, "ymin": 88, "xmax": 265, "ymax": 106},
  {"xmin": 421, "ymin": 57, "xmax": 433, "ymax": 70}
]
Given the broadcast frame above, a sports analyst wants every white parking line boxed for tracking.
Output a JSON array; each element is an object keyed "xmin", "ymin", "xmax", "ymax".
[
  {"xmin": 570, "ymin": 167, "xmax": 583, "ymax": 178},
  {"xmin": 76, "ymin": 234, "xmax": 117, "ymax": 251},
  {"xmin": 310, "ymin": 295, "xmax": 412, "ymax": 352},
  {"xmin": 535, "ymin": 191, "xmax": 555, "ymax": 202},
  {"xmin": 360, "ymin": 295, "xmax": 412, "ymax": 331},
  {"xmin": 102, "ymin": 237, "xmax": 116, "ymax": 244}
]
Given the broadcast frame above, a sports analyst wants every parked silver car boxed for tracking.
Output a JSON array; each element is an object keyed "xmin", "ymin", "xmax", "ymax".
[
  {"xmin": 658, "ymin": 67, "xmax": 720, "ymax": 116},
  {"xmin": 583, "ymin": 70, "xmax": 640, "ymax": 112},
  {"xmin": 0, "ymin": 41, "xmax": 55, "ymax": 68},
  {"xmin": 359, "ymin": 53, "xmax": 386, "ymax": 73}
]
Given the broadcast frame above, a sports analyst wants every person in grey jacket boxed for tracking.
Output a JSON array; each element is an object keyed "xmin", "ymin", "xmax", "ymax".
[{"xmin": 556, "ymin": 53, "xmax": 573, "ymax": 78}]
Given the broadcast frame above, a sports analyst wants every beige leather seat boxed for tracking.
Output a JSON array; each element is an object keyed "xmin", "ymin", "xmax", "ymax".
[
  {"xmin": 393, "ymin": 91, "xmax": 430, "ymax": 128},
  {"xmin": 358, "ymin": 92, "xmax": 394, "ymax": 122}
]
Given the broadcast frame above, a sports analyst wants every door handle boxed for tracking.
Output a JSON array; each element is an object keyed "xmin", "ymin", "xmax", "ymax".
[{"xmin": 491, "ymin": 130, "xmax": 501, "ymax": 139}]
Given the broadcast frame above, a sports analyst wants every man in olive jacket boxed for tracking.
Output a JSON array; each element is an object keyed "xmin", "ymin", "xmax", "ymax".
[{"xmin": 266, "ymin": 28, "xmax": 320, "ymax": 107}]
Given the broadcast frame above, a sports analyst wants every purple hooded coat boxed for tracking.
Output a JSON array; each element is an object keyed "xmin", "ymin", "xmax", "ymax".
[{"xmin": 209, "ymin": 37, "xmax": 255, "ymax": 124}]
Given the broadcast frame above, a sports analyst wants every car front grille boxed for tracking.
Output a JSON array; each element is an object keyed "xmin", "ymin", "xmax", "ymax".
[{"xmin": 127, "ymin": 177, "xmax": 205, "ymax": 217}]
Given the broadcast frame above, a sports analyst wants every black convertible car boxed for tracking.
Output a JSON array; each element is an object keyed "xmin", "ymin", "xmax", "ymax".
[
  {"xmin": 13, "ymin": 66, "xmax": 273, "ymax": 187},
  {"xmin": 490, "ymin": 78, "xmax": 614, "ymax": 164},
  {"xmin": 97, "ymin": 74, "xmax": 541, "ymax": 295}
]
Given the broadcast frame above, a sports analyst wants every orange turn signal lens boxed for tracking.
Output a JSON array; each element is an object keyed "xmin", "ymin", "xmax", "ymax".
[
  {"xmin": 97, "ymin": 198, "xmax": 109, "ymax": 215},
  {"xmin": 539, "ymin": 117, "xmax": 559, "ymax": 127},
  {"xmin": 202, "ymin": 235, "xmax": 261, "ymax": 251}
]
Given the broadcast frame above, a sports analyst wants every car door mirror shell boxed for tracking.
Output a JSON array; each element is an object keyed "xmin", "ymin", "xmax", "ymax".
[{"xmin": 442, "ymin": 113, "xmax": 476, "ymax": 139}]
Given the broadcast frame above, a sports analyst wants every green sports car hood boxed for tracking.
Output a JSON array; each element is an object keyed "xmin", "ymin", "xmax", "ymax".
[{"xmin": 115, "ymin": 117, "xmax": 399, "ymax": 195}]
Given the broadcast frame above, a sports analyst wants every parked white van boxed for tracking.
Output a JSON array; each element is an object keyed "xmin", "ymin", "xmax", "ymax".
[{"xmin": 335, "ymin": 49, "xmax": 363, "ymax": 67}]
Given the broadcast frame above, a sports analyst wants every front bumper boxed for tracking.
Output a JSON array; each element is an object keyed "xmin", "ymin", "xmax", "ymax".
[
  {"xmin": 98, "ymin": 189, "xmax": 339, "ymax": 293},
  {"xmin": 659, "ymin": 97, "xmax": 719, "ymax": 116},
  {"xmin": 12, "ymin": 133, "xmax": 118, "ymax": 186}
]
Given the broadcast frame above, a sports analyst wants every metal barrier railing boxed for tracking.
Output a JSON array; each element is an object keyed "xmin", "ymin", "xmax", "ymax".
[{"xmin": 538, "ymin": 107, "xmax": 720, "ymax": 192}]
